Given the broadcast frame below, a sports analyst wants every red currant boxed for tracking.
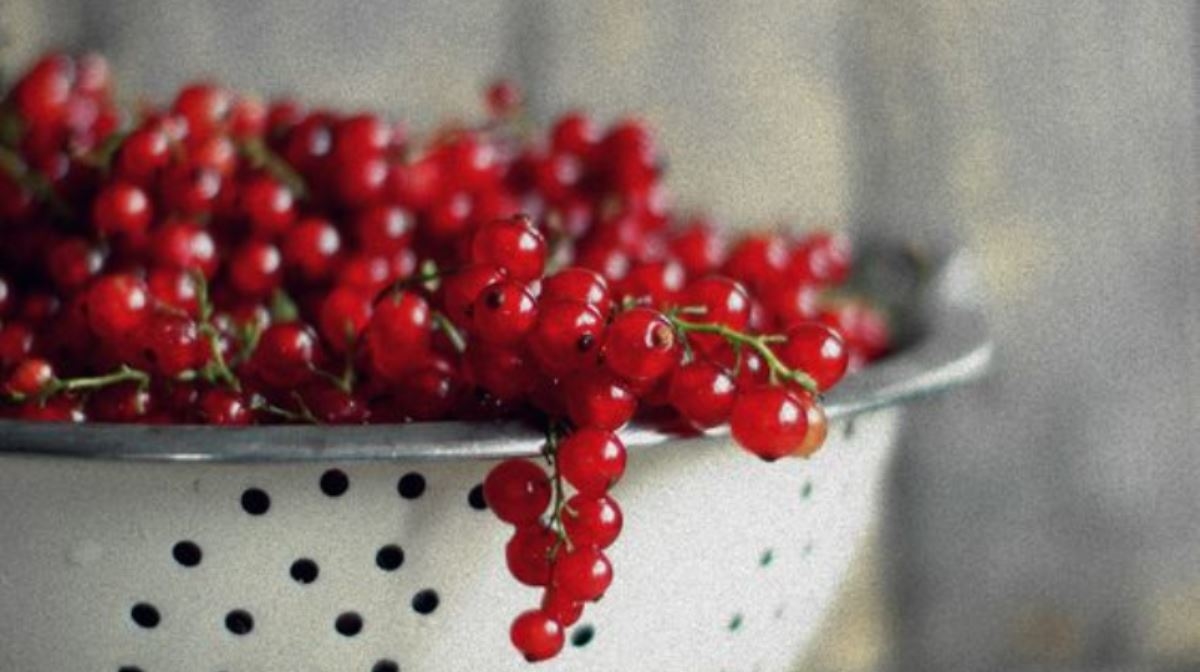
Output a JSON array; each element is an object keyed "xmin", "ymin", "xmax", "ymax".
[
  {"xmin": 667, "ymin": 359, "xmax": 736, "ymax": 428},
  {"xmin": 541, "ymin": 267, "xmax": 612, "ymax": 316},
  {"xmin": 4, "ymin": 358, "xmax": 55, "ymax": 397},
  {"xmin": 730, "ymin": 385, "xmax": 811, "ymax": 461},
  {"xmin": 483, "ymin": 458, "xmax": 552, "ymax": 525},
  {"xmin": 470, "ymin": 281, "xmax": 537, "ymax": 346},
  {"xmin": 510, "ymin": 610, "xmax": 564, "ymax": 663},
  {"xmin": 552, "ymin": 545, "xmax": 613, "ymax": 602},
  {"xmin": 92, "ymin": 181, "xmax": 152, "ymax": 240},
  {"xmin": 364, "ymin": 291, "xmax": 432, "ymax": 382},
  {"xmin": 562, "ymin": 494, "xmax": 622, "ymax": 550},
  {"xmin": 602, "ymin": 307, "xmax": 679, "ymax": 383},
  {"xmin": 557, "ymin": 428, "xmax": 626, "ymax": 496},
  {"xmin": 86, "ymin": 274, "xmax": 150, "ymax": 341},
  {"xmin": 527, "ymin": 300, "xmax": 604, "ymax": 377},
  {"xmin": 318, "ymin": 287, "xmax": 373, "ymax": 354},
  {"xmin": 505, "ymin": 524, "xmax": 556, "ymax": 587},
  {"xmin": 778, "ymin": 322, "xmax": 849, "ymax": 391},
  {"xmin": 563, "ymin": 370, "xmax": 636, "ymax": 431},
  {"xmin": 470, "ymin": 215, "xmax": 547, "ymax": 282}
]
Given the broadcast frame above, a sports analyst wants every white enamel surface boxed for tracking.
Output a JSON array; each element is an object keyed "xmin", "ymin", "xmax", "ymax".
[{"xmin": 0, "ymin": 409, "xmax": 897, "ymax": 672}]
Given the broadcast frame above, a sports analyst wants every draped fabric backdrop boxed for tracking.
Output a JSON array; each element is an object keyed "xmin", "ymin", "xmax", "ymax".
[{"xmin": 4, "ymin": 2, "xmax": 1199, "ymax": 670}]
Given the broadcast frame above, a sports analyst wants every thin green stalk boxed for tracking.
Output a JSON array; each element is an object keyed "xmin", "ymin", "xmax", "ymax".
[{"xmin": 668, "ymin": 316, "xmax": 818, "ymax": 394}]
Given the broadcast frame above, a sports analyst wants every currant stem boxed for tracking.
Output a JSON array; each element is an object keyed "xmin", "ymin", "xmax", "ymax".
[
  {"xmin": 432, "ymin": 311, "xmax": 467, "ymax": 354},
  {"xmin": 0, "ymin": 145, "xmax": 73, "ymax": 219},
  {"xmin": 542, "ymin": 423, "xmax": 573, "ymax": 556},
  {"xmin": 192, "ymin": 272, "xmax": 243, "ymax": 392},
  {"xmin": 238, "ymin": 137, "xmax": 308, "ymax": 198},
  {"xmin": 668, "ymin": 315, "xmax": 819, "ymax": 394},
  {"xmin": 29, "ymin": 364, "xmax": 151, "ymax": 405}
]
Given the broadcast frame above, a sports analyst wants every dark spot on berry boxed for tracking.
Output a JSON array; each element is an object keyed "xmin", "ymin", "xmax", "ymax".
[
  {"xmin": 468, "ymin": 484, "xmax": 487, "ymax": 510},
  {"xmin": 372, "ymin": 661, "xmax": 400, "ymax": 672},
  {"xmin": 290, "ymin": 558, "xmax": 319, "ymax": 584},
  {"xmin": 484, "ymin": 289, "xmax": 503, "ymax": 309},
  {"xmin": 142, "ymin": 348, "xmax": 156, "ymax": 362},
  {"xmin": 172, "ymin": 540, "xmax": 202, "ymax": 567},
  {"xmin": 411, "ymin": 589, "xmax": 439, "ymax": 615},
  {"xmin": 320, "ymin": 468, "xmax": 349, "ymax": 497},
  {"xmin": 571, "ymin": 624, "xmax": 595, "ymax": 647},
  {"xmin": 397, "ymin": 472, "xmax": 425, "ymax": 499},
  {"xmin": 376, "ymin": 544, "xmax": 404, "ymax": 571},
  {"xmin": 225, "ymin": 609, "xmax": 254, "ymax": 635},
  {"xmin": 576, "ymin": 333, "xmax": 594, "ymax": 352},
  {"xmin": 335, "ymin": 611, "xmax": 363, "ymax": 636},
  {"xmin": 241, "ymin": 487, "xmax": 270, "ymax": 515},
  {"xmin": 130, "ymin": 603, "xmax": 160, "ymax": 629}
]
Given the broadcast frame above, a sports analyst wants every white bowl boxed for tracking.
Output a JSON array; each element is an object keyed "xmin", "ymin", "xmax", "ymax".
[{"xmin": 0, "ymin": 251, "xmax": 990, "ymax": 672}]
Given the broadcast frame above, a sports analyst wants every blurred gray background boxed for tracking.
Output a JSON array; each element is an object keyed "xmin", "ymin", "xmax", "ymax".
[{"xmin": 4, "ymin": 1, "xmax": 1199, "ymax": 670}]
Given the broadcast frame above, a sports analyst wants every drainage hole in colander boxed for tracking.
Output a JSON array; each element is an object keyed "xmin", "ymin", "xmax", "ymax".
[
  {"xmin": 172, "ymin": 540, "xmax": 202, "ymax": 567},
  {"xmin": 397, "ymin": 472, "xmax": 426, "ymax": 499},
  {"xmin": 335, "ymin": 611, "xmax": 363, "ymax": 637},
  {"xmin": 571, "ymin": 624, "xmax": 595, "ymax": 648},
  {"xmin": 225, "ymin": 609, "xmax": 254, "ymax": 635},
  {"xmin": 376, "ymin": 545, "xmax": 405, "ymax": 571},
  {"xmin": 290, "ymin": 558, "xmax": 319, "ymax": 584},
  {"xmin": 130, "ymin": 603, "xmax": 160, "ymax": 629},
  {"xmin": 118, "ymin": 666, "xmax": 144, "ymax": 672},
  {"xmin": 467, "ymin": 484, "xmax": 486, "ymax": 511},
  {"xmin": 320, "ymin": 469, "xmax": 350, "ymax": 497},
  {"xmin": 411, "ymin": 589, "xmax": 439, "ymax": 615},
  {"xmin": 372, "ymin": 660, "xmax": 399, "ymax": 672},
  {"xmin": 240, "ymin": 488, "xmax": 271, "ymax": 515}
]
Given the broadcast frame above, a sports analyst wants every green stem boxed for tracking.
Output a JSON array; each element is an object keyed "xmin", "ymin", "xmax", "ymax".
[
  {"xmin": 668, "ymin": 316, "xmax": 819, "ymax": 394},
  {"xmin": 193, "ymin": 272, "xmax": 242, "ymax": 392},
  {"xmin": 0, "ymin": 146, "xmax": 72, "ymax": 219},
  {"xmin": 238, "ymin": 137, "xmax": 308, "ymax": 198},
  {"xmin": 433, "ymin": 311, "xmax": 467, "ymax": 354},
  {"xmin": 543, "ymin": 423, "xmax": 573, "ymax": 556}
]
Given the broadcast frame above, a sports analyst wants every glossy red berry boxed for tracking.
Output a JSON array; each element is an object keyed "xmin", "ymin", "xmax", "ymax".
[
  {"xmin": 86, "ymin": 274, "xmax": 150, "ymax": 340},
  {"xmin": 46, "ymin": 236, "xmax": 104, "ymax": 292},
  {"xmin": 602, "ymin": 307, "xmax": 679, "ymax": 383},
  {"xmin": 354, "ymin": 205, "xmax": 413, "ymax": 255},
  {"xmin": 440, "ymin": 264, "xmax": 506, "ymax": 326},
  {"xmin": 778, "ymin": 322, "xmax": 849, "ymax": 391},
  {"xmin": 485, "ymin": 80, "xmax": 523, "ymax": 118},
  {"xmin": 136, "ymin": 314, "xmax": 207, "ymax": 376},
  {"xmin": 730, "ymin": 385, "xmax": 811, "ymax": 461},
  {"xmin": 172, "ymin": 83, "xmax": 232, "ymax": 140},
  {"xmin": 227, "ymin": 241, "xmax": 282, "ymax": 298},
  {"xmin": 240, "ymin": 174, "xmax": 296, "ymax": 237},
  {"xmin": 562, "ymin": 494, "xmax": 622, "ymax": 550},
  {"xmin": 115, "ymin": 128, "xmax": 170, "ymax": 183},
  {"xmin": 527, "ymin": 300, "xmax": 604, "ymax": 377},
  {"xmin": 282, "ymin": 217, "xmax": 341, "ymax": 282},
  {"xmin": 365, "ymin": 291, "xmax": 432, "ymax": 382},
  {"xmin": 541, "ymin": 267, "xmax": 612, "ymax": 317},
  {"xmin": 470, "ymin": 215, "xmax": 547, "ymax": 282},
  {"xmin": 466, "ymin": 345, "xmax": 536, "ymax": 403},
  {"xmin": 669, "ymin": 219, "xmax": 726, "ymax": 277},
  {"xmin": 551, "ymin": 112, "xmax": 597, "ymax": 156},
  {"xmin": 557, "ymin": 428, "xmax": 626, "ymax": 496},
  {"xmin": 540, "ymin": 588, "xmax": 583, "ymax": 628},
  {"xmin": 151, "ymin": 220, "xmax": 218, "ymax": 278},
  {"xmin": 553, "ymin": 545, "xmax": 613, "ymax": 602},
  {"xmin": 198, "ymin": 388, "xmax": 252, "ymax": 425},
  {"xmin": 722, "ymin": 234, "xmax": 790, "ymax": 293},
  {"xmin": 668, "ymin": 359, "xmax": 736, "ymax": 428},
  {"xmin": 563, "ymin": 370, "xmax": 636, "ymax": 431},
  {"xmin": 505, "ymin": 524, "xmax": 556, "ymax": 587},
  {"xmin": 791, "ymin": 230, "xmax": 851, "ymax": 286},
  {"xmin": 4, "ymin": 358, "xmax": 55, "ymax": 397},
  {"xmin": 251, "ymin": 323, "xmax": 320, "ymax": 389},
  {"xmin": 470, "ymin": 281, "xmax": 537, "ymax": 346},
  {"xmin": 318, "ymin": 287, "xmax": 373, "ymax": 354},
  {"xmin": 510, "ymin": 610, "xmax": 564, "ymax": 663},
  {"xmin": 483, "ymin": 458, "xmax": 552, "ymax": 525},
  {"xmin": 92, "ymin": 182, "xmax": 152, "ymax": 240}
]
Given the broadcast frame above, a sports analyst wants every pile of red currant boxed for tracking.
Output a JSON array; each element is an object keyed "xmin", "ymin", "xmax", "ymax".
[{"xmin": 0, "ymin": 53, "xmax": 891, "ymax": 661}]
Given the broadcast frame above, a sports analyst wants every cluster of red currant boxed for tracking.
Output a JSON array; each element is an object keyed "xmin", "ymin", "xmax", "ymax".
[{"xmin": 0, "ymin": 53, "xmax": 891, "ymax": 661}]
